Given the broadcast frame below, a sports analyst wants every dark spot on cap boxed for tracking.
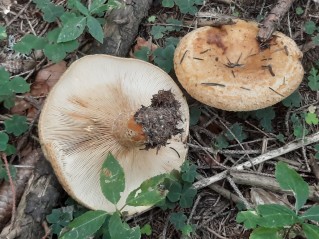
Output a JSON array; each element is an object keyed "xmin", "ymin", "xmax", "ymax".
[{"xmin": 206, "ymin": 29, "xmax": 228, "ymax": 54}]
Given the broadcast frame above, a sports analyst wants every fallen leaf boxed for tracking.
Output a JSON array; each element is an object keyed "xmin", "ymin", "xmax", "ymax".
[{"xmin": 129, "ymin": 37, "xmax": 158, "ymax": 60}]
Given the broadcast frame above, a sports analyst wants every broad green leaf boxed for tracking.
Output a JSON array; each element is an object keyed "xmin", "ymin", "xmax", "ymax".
[
  {"xmin": 0, "ymin": 132, "xmax": 9, "ymax": 151},
  {"xmin": 302, "ymin": 223, "xmax": 319, "ymax": 239},
  {"xmin": 14, "ymin": 34, "xmax": 47, "ymax": 54},
  {"xmin": 150, "ymin": 25, "xmax": 167, "ymax": 40},
  {"xmin": 60, "ymin": 12, "xmax": 78, "ymax": 25},
  {"xmin": 60, "ymin": 40, "xmax": 80, "ymax": 53},
  {"xmin": 140, "ymin": 224, "xmax": 152, "ymax": 236},
  {"xmin": 236, "ymin": 210, "xmax": 260, "ymax": 229},
  {"xmin": 300, "ymin": 206, "xmax": 319, "ymax": 222},
  {"xmin": 153, "ymin": 44, "xmax": 175, "ymax": 72},
  {"xmin": 165, "ymin": 37, "xmax": 179, "ymax": 47},
  {"xmin": 74, "ymin": 0, "xmax": 89, "ymax": 16},
  {"xmin": 181, "ymin": 161, "xmax": 197, "ymax": 183},
  {"xmin": 175, "ymin": 0, "xmax": 202, "ymax": 15},
  {"xmin": 312, "ymin": 34, "xmax": 319, "ymax": 46},
  {"xmin": 126, "ymin": 174, "xmax": 167, "ymax": 206},
  {"xmin": 41, "ymin": 3, "xmax": 64, "ymax": 22},
  {"xmin": 46, "ymin": 206, "xmax": 73, "ymax": 235},
  {"xmin": 4, "ymin": 144, "xmax": 16, "ymax": 156},
  {"xmin": 162, "ymin": 0, "xmax": 174, "ymax": 7},
  {"xmin": 257, "ymin": 204, "xmax": 299, "ymax": 228},
  {"xmin": 166, "ymin": 18, "xmax": 183, "ymax": 31},
  {"xmin": 43, "ymin": 44, "xmax": 66, "ymax": 63},
  {"xmin": 47, "ymin": 28, "xmax": 61, "ymax": 42},
  {"xmin": 304, "ymin": 21, "xmax": 317, "ymax": 35},
  {"xmin": 0, "ymin": 67, "xmax": 10, "ymax": 81},
  {"xmin": 189, "ymin": 107, "xmax": 201, "ymax": 126},
  {"xmin": 275, "ymin": 161, "xmax": 309, "ymax": 212},
  {"xmin": 108, "ymin": 213, "xmax": 141, "ymax": 239},
  {"xmin": 166, "ymin": 180, "xmax": 182, "ymax": 202},
  {"xmin": 9, "ymin": 77, "xmax": 30, "ymax": 93},
  {"xmin": 282, "ymin": 90, "xmax": 302, "ymax": 108},
  {"xmin": 100, "ymin": 153, "xmax": 125, "ymax": 205},
  {"xmin": 169, "ymin": 212, "xmax": 187, "ymax": 230},
  {"xmin": 89, "ymin": 0, "xmax": 106, "ymax": 13},
  {"xmin": 0, "ymin": 95, "xmax": 15, "ymax": 109},
  {"xmin": 87, "ymin": 16, "xmax": 104, "ymax": 43},
  {"xmin": 60, "ymin": 210, "xmax": 108, "ymax": 239},
  {"xmin": 181, "ymin": 224, "xmax": 194, "ymax": 236},
  {"xmin": 134, "ymin": 47, "xmax": 151, "ymax": 62},
  {"xmin": 0, "ymin": 26, "xmax": 7, "ymax": 40},
  {"xmin": 305, "ymin": 112, "xmax": 319, "ymax": 125},
  {"xmin": 225, "ymin": 122, "xmax": 247, "ymax": 142},
  {"xmin": 4, "ymin": 115, "xmax": 29, "ymax": 136},
  {"xmin": 57, "ymin": 16, "xmax": 86, "ymax": 43},
  {"xmin": 250, "ymin": 227, "xmax": 282, "ymax": 239},
  {"xmin": 179, "ymin": 185, "xmax": 197, "ymax": 208}
]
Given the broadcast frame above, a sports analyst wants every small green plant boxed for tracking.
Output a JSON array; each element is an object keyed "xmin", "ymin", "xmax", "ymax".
[
  {"xmin": 295, "ymin": 7, "xmax": 304, "ymax": 15},
  {"xmin": 308, "ymin": 67, "xmax": 319, "ymax": 91},
  {"xmin": 54, "ymin": 153, "xmax": 198, "ymax": 238},
  {"xmin": 14, "ymin": 0, "xmax": 119, "ymax": 62},
  {"xmin": 0, "ymin": 25, "xmax": 7, "ymax": 41},
  {"xmin": 237, "ymin": 161, "xmax": 319, "ymax": 239},
  {"xmin": 304, "ymin": 20, "xmax": 319, "ymax": 46},
  {"xmin": 161, "ymin": 0, "xmax": 204, "ymax": 15}
]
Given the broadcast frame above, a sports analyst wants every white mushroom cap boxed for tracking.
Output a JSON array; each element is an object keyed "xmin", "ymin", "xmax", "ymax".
[
  {"xmin": 38, "ymin": 55, "xmax": 189, "ymax": 215},
  {"xmin": 174, "ymin": 19, "xmax": 304, "ymax": 111}
]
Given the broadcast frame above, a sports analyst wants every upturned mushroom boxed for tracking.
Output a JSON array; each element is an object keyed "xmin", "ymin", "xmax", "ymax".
[
  {"xmin": 174, "ymin": 19, "xmax": 304, "ymax": 111},
  {"xmin": 38, "ymin": 55, "xmax": 189, "ymax": 215}
]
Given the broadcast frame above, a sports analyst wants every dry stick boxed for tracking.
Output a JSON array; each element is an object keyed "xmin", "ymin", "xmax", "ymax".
[
  {"xmin": 194, "ymin": 132, "xmax": 319, "ymax": 190},
  {"xmin": 257, "ymin": 0, "xmax": 294, "ymax": 43},
  {"xmin": 5, "ymin": 0, "xmax": 32, "ymax": 27}
]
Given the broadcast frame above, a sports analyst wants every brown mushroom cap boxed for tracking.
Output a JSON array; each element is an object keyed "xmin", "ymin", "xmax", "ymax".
[
  {"xmin": 38, "ymin": 55, "xmax": 189, "ymax": 215},
  {"xmin": 174, "ymin": 19, "xmax": 304, "ymax": 111}
]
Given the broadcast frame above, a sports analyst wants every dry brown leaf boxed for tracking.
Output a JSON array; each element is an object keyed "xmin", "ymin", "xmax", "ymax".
[
  {"xmin": 250, "ymin": 188, "xmax": 292, "ymax": 208},
  {"xmin": 129, "ymin": 37, "xmax": 158, "ymax": 60}
]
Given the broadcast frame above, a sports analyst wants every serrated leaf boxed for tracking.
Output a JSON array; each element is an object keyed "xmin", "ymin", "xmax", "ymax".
[
  {"xmin": 282, "ymin": 90, "xmax": 302, "ymax": 108},
  {"xmin": 0, "ymin": 26, "xmax": 7, "ymax": 40},
  {"xmin": 305, "ymin": 112, "xmax": 319, "ymax": 125},
  {"xmin": 153, "ymin": 44, "xmax": 175, "ymax": 72},
  {"xmin": 57, "ymin": 16, "xmax": 86, "ymax": 43},
  {"xmin": 165, "ymin": 37, "xmax": 179, "ymax": 47},
  {"xmin": 166, "ymin": 18, "xmax": 183, "ymax": 31},
  {"xmin": 189, "ymin": 107, "xmax": 201, "ymax": 126},
  {"xmin": 87, "ymin": 16, "xmax": 104, "ymax": 43},
  {"xmin": 225, "ymin": 122, "xmax": 247, "ymax": 142},
  {"xmin": 300, "ymin": 206, "xmax": 319, "ymax": 222},
  {"xmin": 100, "ymin": 153, "xmax": 125, "ymax": 205},
  {"xmin": 4, "ymin": 144, "xmax": 16, "ymax": 156},
  {"xmin": 302, "ymin": 223, "xmax": 319, "ymax": 239},
  {"xmin": 9, "ymin": 77, "xmax": 30, "ymax": 93},
  {"xmin": 296, "ymin": 7, "xmax": 304, "ymax": 15},
  {"xmin": 108, "ymin": 213, "xmax": 141, "ymax": 239},
  {"xmin": 150, "ymin": 25, "xmax": 167, "ymax": 40},
  {"xmin": 308, "ymin": 67, "xmax": 319, "ymax": 91},
  {"xmin": 254, "ymin": 107, "xmax": 276, "ymax": 132},
  {"xmin": 169, "ymin": 212, "xmax": 187, "ymax": 230},
  {"xmin": 14, "ymin": 34, "xmax": 47, "ymax": 54},
  {"xmin": 162, "ymin": 0, "xmax": 174, "ymax": 7},
  {"xmin": 236, "ymin": 210, "xmax": 260, "ymax": 229},
  {"xmin": 126, "ymin": 174, "xmax": 167, "ymax": 206},
  {"xmin": 0, "ymin": 132, "xmax": 9, "ymax": 151},
  {"xmin": 4, "ymin": 115, "xmax": 29, "ymax": 136},
  {"xmin": 60, "ymin": 210, "xmax": 108, "ymax": 239},
  {"xmin": 214, "ymin": 134, "xmax": 229, "ymax": 149},
  {"xmin": 275, "ymin": 161, "xmax": 309, "ymax": 212},
  {"xmin": 257, "ymin": 204, "xmax": 299, "ymax": 227},
  {"xmin": 250, "ymin": 227, "xmax": 282, "ymax": 239},
  {"xmin": 43, "ymin": 44, "xmax": 66, "ymax": 63},
  {"xmin": 179, "ymin": 185, "xmax": 197, "ymax": 208}
]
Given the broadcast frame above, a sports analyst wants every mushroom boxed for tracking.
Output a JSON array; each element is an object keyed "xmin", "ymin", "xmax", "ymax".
[
  {"xmin": 38, "ymin": 55, "xmax": 189, "ymax": 215},
  {"xmin": 174, "ymin": 19, "xmax": 304, "ymax": 111}
]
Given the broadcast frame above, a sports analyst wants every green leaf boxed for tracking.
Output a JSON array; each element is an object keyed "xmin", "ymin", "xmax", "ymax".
[
  {"xmin": 46, "ymin": 207, "xmax": 74, "ymax": 235},
  {"xmin": 169, "ymin": 212, "xmax": 187, "ymax": 230},
  {"xmin": 236, "ymin": 210, "xmax": 260, "ymax": 229},
  {"xmin": 166, "ymin": 18, "xmax": 183, "ymax": 31},
  {"xmin": 41, "ymin": 3, "xmax": 65, "ymax": 22},
  {"xmin": 257, "ymin": 204, "xmax": 299, "ymax": 228},
  {"xmin": 14, "ymin": 34, "xmax": 47, "ymax": 54},
  {"xmin": 308, "ymin": 67, "xmax": 319, "ymax": 91},
  {"xmin": 304, "ymin": 21, "xmax": 317, "ymax": 35},
  {"xmin": 43, "ymin": 44, "xmax": 66, "ymax": 63},
  {"xmin": 150, "ymin": 25, "xmax": 167, "ymax": 40},
  {"xmin": 140, "ymin": 224, "xmax": 152, "ymax": 236},
  {"xmin": 87, "ymin": 16, "xmax": 104, "ymax": 43},
  {"xmin": 254, "ymin": 107, "xmax": 276, "ymax": 132},
  {"xmin": 181, "ymin": 161, "xmax": 197, "ymax": 183},
  {"xmin": 162, "ymin": 0, "xmax": 174, "ymax": 8},
  {"xmin": 126, "ymin": 174, "xmax": 167, "ymax": 206},
  {"xmin": 166, "ymin": 180, "xmax": 182, "ymax": 202},
  {"xmin": 165, "ymin": 37, "xmax": 180, "ymax": 47},
  {"xmin": 300, "ymin": 206, "xmax": 319, "ymax": 222},
  {"xmin": 9, "ymin": 77, "xmax": 30, "ymax": 93},
  {"xmin": 282, "ymin": 90, "xmax": 302, "ymax": 108},
  {"xmin": 250, "ymin": 227, "xmax": 282, "ymax": 239},
  {"xmin": 275, "ymin": 161, "xmax": 309, "ymax": 212},
  {"xmin": 57, "ymin": 16, "xmax": 86, "ymax": 43},
  {"xmin": 4, "ymin": 144, "xmax": 16, "ymax": 156},
  {"xmin": 74, "ymin": 0, "xmax": 89, "ymax": 16},
  {"xmin": 60, "ymin": 40, "xmax": 80, "ymax": 53},
  {"xmin": 312, "ymin": 33, "xmax": 319, "ymax": 46},
  {"xmin": 153, "ymin": 44, "xmax": 175, "ymax": 72},
  {"xmin": 0, "ymin": 162, "xmax": 17, "ymax": 181},
  {"xmin": 60, "ymin": 210, "xmax": 108, "ymax": 239},
  {"xmin": 181, "ymin": 224, "xmax": 194, "ymax": 236},
  {"xmin": 134, "ymin": 47, "xmax": 151, "ymax": 62},
  {"xmin": 189, "ymin": 106, "xmax": 201, "ymax": 126},
  {"xmin": 0, "ymin": 95, "xmax": 15, "ymax": 109},
  {"xmin": 214, "ymin": 134, "xmax": 229, "ymax": 149},
  {"xmin": 100, "ymin": 153, "xmax": 125, "ymax": 205},
  {"xmin": 175, "ymin": 0, "xmax": 202, "ymax": 15},
  {"xmin": 296, "ymin": 7, "xmax": 304, "ymax": 15},
  {"xmin": 4, "ymin": 115, "xmax": 29, "ymax": 136},
  {"xmin": 179, "ymin": 185, "xmax": 197, "ymax": 208},
  {"xmin": 302, "ymin": 223, "xmax": 319, "ymax": 239},
  {"xmin": 0, "ymin": 67, "xmax": 10, "ymax": 81},
  {"xmin": 305, "ymin": 112, "xmax": 319, "ymax": 125},
  {"xmin": 225, "ymin": 122, "xmax": 247, "ymax": 142},
  {"xmin": 108, "ymin": 213, "xmax": 141, "ymax": 239},
  {"xmin": 0, "ymin": 132, "xmax": 9, "ymax": 151},
  {"xmin": 276, "ymin": 133, "xmax": 286, "ymax": 143},
  {"xmin": 0, "ymin": 26, "xmax": 7, "ymax": 40}
]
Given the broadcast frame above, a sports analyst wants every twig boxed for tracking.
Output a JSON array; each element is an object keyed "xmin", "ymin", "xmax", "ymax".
[
  {"xmin": 5, "ymin": 0, "xmax": 32, "ymax": 27},
  {"xmin": 226, "ymin": 176, "xmax": 251, "ymax": 209},
  {"xmin": 194, "ymin": 132, "xmax": 319, "ymax": 190},
  {"xmin": 309, "ymin": 154, "xmax": 319, "ymax": 182},
  {"xmin": 257, "ymin": 0, "xmax": 294, "ymax": 43},
  {"xmin": 1, "ymin": 153, "xmax": 16, "ymax": 230},
  {"xmin": 206, "ymin": 227, "xmax": 228, "ymax": 239},
  {"xmin": 187, "ymin": 194, "xmax": 201, "ymax": 225}
]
